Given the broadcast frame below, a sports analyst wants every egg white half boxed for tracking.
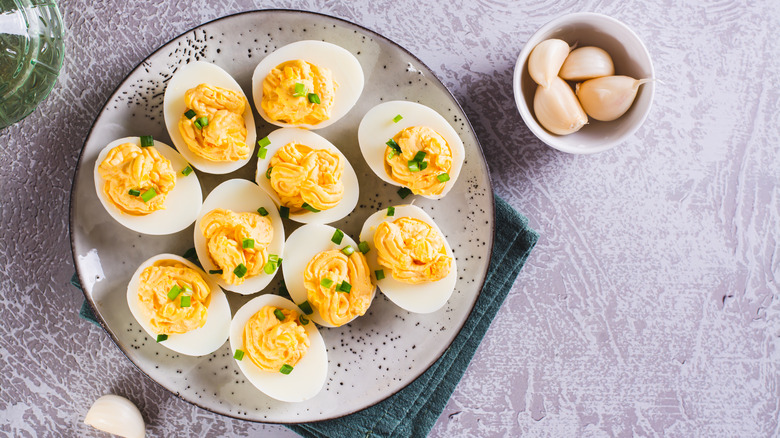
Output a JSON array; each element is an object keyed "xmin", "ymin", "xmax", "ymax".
[
  {"xmin": 163, "ymin": 61, "xmax": 257, "ymax": 174},
  {"xmin": 254, "ymin": 128, "xmax": 359, "ymax": 224},
  {"xmin": 126, "ymin": 253, "xmax": 230, "ymax": 356},
  {"xmin": 93, "ymin": 137, "xmax": 202, "ymax": 235},
  {"xmin": 251, "ymin": 40, "xmax": 364, "ymax": 130},
  {"xmin": 359, "ymin": 204, "xmax": 457, "ymax": 313},
  {"xmin": 357, "ymin": 101, "xmax": 465, "ymax": 199},
  {"xmin": 194, "ymin": 179, "xmax": 285, "ymax": 295},
  {"xmin": 230, "ymin": 294, "xmax": 328, "ymax": 402},
  {"xmin": 283, "ymin": 223, "xmax": 376, "ymax": 327}
]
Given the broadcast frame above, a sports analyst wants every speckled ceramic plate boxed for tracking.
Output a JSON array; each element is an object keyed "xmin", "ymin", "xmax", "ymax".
[{"xmin": 70, "ymin": 9, "xmax": 494, "ymax": 423}]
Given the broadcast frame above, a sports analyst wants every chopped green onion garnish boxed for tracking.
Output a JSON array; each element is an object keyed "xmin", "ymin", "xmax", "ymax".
[
  {"xmin": 337, "ymin": 281, "xmax": 352, "ymax": 293},
  {"xmin": 274, "ymin": 308, "xmax": 285, "ymax": 321},
  {"xmin": 156, "ymin": 334, "xmax": 168, "ymax": 342},
  {"xmin": 181, "ymin": 165, "xmax": 193, "ymax": 176},
  {"xmin": 320, "ymin": 278, "xmax": 334, "ymax": 288},
  {"xmin": 308, "ymin": 93, "xmax": 321, "ymax": 104},
  {"xmin": 388, "ymin": 150, "xmax": 396, "ymax": 159},
  {"xmin": 280, "ymin": 364, "xmax": 294, "ymax": 375},
  {"xmin": 341, "ymin": 245, "xmax": 355, "ymax": 256},
  {"xmin": 140, "ymin": 188, "xmax": 158, "ymax": 203},
  {"xmin": 375, "ymin": 269, "xmax": 385, "ymax": 280},
  {"xmin": 299, "ymin": 315, "xmax": 309, "ymax": 325},
  {"xmin": 358, "ymin": 241, "xmax": 370, "ymax": 254},
  {"xmin": 234, "ymin": 349, "xmax": 245, "ymax": 360},
  {"xmin": 184, "ymin": 109, "xmax": 197, "ymax": 119},
  {"xmin": 268, "ymin": 254, "xmax": 279, "ymax": 263},
  {"xmin": 140, "ymin": 135, "xmax": 154, "ymax": 147},
  {"xmin": 393, "ymin": 114, "xmax": 403, "ymax": 123},
  {"xmin": 257, "ymin": 207, "xmax": 269, "ymax": 216},
  {"xmin": 408, "ymin": 160, "xmax": 420, "ymax": 172},
  {"xmin": 195, "ymin": 116, "xmax": 209, "ymax": 129},
  {"xmin": 301, "ymin": 202, "xmax": 320, "ymax": 212},
  {"xmin": 264, "ymin": 262, "xmax": 277, "ymax": 275},
  {"xmin": 413, "ymin": 151, "xmax": 427, "ymax": 162},
  {"xmin": 331, "ymin": 229, "xmax": 344, "ymax": 244},
  {"xmin": 298, "ymin": 300, "xmax": 314, "ymax": 315},
  {"xmin": 386, "ymin": 139, "xmax": 402, "ymax": 154},
  {"xmin": 193, "ymin": 120, "xmax": 202, "ymax": 129},
  {"xmin": 279, "ymin": 206, "xmax": 289, "ymax": 219},
  {"xmin": 419, "ymin": 161, "xmax": 428, "ymax": 171},
  {"xmin": 128, "ymin": 189, "xmax": 141, "ymax": 197},
  {"xmin": 180, "ymin": 296, "xmax": 191, "ymax": 307},
  {"xmin": 242, "ymin": 238, "xmax": 255, "ymax": 249},
  {"xmin": 258, "ymin": 136, "xmax": 271, "ymax": 148},
  {"xmin": 234, "ymin": 263, "xmax": 248, "ymax": 278},
  {"xmin": 387, "ymin": 206, "xmax": 395, "ymax": 216},
  {"xmin": 167, "ymin": 285, "xmax": 182, "ymax": 300},
  {"xmin": 293, "ymin": 83, "xmax": 306, "ymax": 97},
  {"xmin": 257, "ymin": 147, "xmax": 267, "ymax": 159},
  {"xmin": 397, "ymin": 187, "xmax": 412, "ymax": 199},
  {"xmin": 266, "ymin": 166, "xmax": 273, "ymax": 179},
  {"xmin": 209, "ymin": 269, "xmax": 223, "ymax": 275},
  {"xmin": 437, "ymin": 173, "xmax": 450, "ymax": 182}
]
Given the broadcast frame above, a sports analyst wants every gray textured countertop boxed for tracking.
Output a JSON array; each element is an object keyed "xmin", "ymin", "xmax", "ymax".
[{"xmin": 2, "ymin": 1, "xmax": 779, "ymax": 436}]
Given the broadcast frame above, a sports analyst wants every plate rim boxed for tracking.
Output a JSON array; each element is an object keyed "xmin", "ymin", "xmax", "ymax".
[{"xmin": 68, "ymin": 8, "xmax": 496, "ymax": 424}]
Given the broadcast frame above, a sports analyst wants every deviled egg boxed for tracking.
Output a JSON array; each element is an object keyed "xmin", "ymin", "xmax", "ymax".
[
  {"xmin": 254, "ymin": 128, "xmax": 359, "ymax": 224},
  {"xmin": 126, "ymin": 253, "xmax": 230, "ymax": 356},
  {"xmin": 359, "ymin": 204, "xmax": 457, "ymax": 313},
  {"xmin": 163, "ymin": 61, "xmax": 257, "ymax": 174},
  {"xmin": 93, "ymin": 136, "xmax": 202, "ymax": 235},
  {"xmin": 194, "ymin": 179, "xmax": 285, "ymax": 295},
  {"xmin": 252, "ymin": 40, "xmax": 364, "ymax": 130},
  {"xmin": 230, "ymin": 294, "xmax": 328, "ymax": 402},
  {"xmin": 358, "ymin": 101, "xmax": 465, "ymax": 199},
  {"xmin": 283, "ymin": 224, "xmax": 376, "ymax": 327}
]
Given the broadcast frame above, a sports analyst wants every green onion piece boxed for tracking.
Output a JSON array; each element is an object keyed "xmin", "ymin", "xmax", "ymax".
[
  {"xmin": 140, "ymin": 188, "xmax": 158, "ymax": 203},
  {"xmin": 358, "ymin": 241, "xmax": 370, "ymax": 254},
  {"xmin": 393, "ymin": 114, "xmax": 403, "ymax": 123},
  {"xmin": 375, "ymin": 269, "xmax": 385, "ymax": 280},
  {"xmin": 386, "ymin": 139, "xmax": 402, "ymax": 154},
  {"xmin": 156, "ymin": 334, "xmax": 168, "ymax": 342},
  {"xmin": 266, "ymin": 166, "xmax": 273, "ymax": 179},
  {"xmin": 242, "ymin": 238, "xmax": 255, "ymax": 249},
  {"xmin": 408, "ymin": 160, "xmax": 420, "ymax": 172},
  {"xmin": 263, "ymin": 261, "xmax": 277, "ymax": 275},
  {"xmin": 388, "ymin": 150, "xmax": 396, "ymax": 160},
  {"xmin": 387, "ymin": 206, "xmax": 395, "ymax": 216},
  {"xmin": 419, "ymin": 161, "xmax": 428, "ymax": 171},
  {"xmin": 280, "ymin": 364, "xmax": 294, "ymax": 375},
  {"xmin": 184, "ymin": 109, "xmax": 196, "ymax": 119},
  {"xmin": 299, "ymin": 315, "xmax": 309, "ymax": 325},
  {"xmin": 258, "ymin": 136, "xmax": 271, "ymax": 148},
  {"xmin": 209, "ymin": 269, "xmax": 223, "ymax": 275},
  {"xmin": 128, "ymin": 189, "xmax": 141, "ymax": 197},
  {"xmin": 320, "ymin": 278, "xmax": 334, "ymax": 288},
  {"xmin": 413, "ymin": 151, "xmax": 427, "ymax": 162},
  {"xmin": 397, "ymin": 187, "xmax": 412, "ymax": 199},
  {"xmin": 301, "ymin": 202, "xmax": 321, "ymax": 213},
  {"xmin": 257, "ymin": 147, "xmax": 267, "ymax": 159},
  {"xmin": 182, "ymin": 285, "xmax": 193, "ymax": 294},
  {"xmin": 234, "ymin": 349, "xmax": 245, "ymax": 360},
  {"xmin": 257, "ymin": 207, "xmax": 269, "ymax": 216},
  {"xmin": 293, "ymin": 83, "xmax": 306, "ymax": 97},
  {"xmin": 337, "ymin": 281, "xmax": 352, "ymax": 293},
  {"xmin": 298, "ymin": 300, "xmax": 314, "ymax": 315},
  {"xmin": 331, "ymin": 229, "xmax": 344, "ymax": 244},
  {"xmin": 279, "ymin": 206, "xmax": 289, "ymax": 219},
  {"xmin": 307, "ymin": 93, "xmax": 321, "ymax": 104},
  {"xmin": 180, "ymin": 295, "xmax": 191, "ymax": 308},
  {"xmin": 341, "ymin": 245, "xmax": 355, "ymax": 256},
  {"xmin": 234, "ymin": 263, "xmax": 248, "ymax": 278},
  {"xmin": 195, "ymin": 116, "xmax": 209, "ymax": 128},
  {"xmin": 268, "ymin": 254, "xmax": 279, "ymax": 263},
  {"xmin": 140, "ymin": 135, "xmax": 154, "ymax": 147},
  {"xmin": 274, "ymin": 308, "xmax": 285, "ymax": 321},
  {"xmin": 181, "ymin": 165, "xmax": 193, "ymax": 176},
  {"xmin": 167, "ymin": 285, "xmax": 182, "ymax": 300},
  {"xmin": 193, "ymin": 120, "xmax": 202, "ymax": 129},
  {"xmin": 437, "ymin": 173, "xmax": 450, "ymax": 182}
]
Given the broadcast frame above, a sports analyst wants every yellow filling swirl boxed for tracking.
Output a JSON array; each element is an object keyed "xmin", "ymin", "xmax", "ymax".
[
  {"xmin": 268, "ymin": 143, "xmax": 344, "ymax": 212},
  {"xmin": 178, "ymin": 84, "xmax": 250, "ymax": 162},
  {"xmin": 384, "ymin": 126, "xmax": 453, "ymax": 196},
  {"xmin": 244, "ymin": 306, "xmax": 309, "ymax": 372},
  {"xmin": 374, "ymin": 217, "xmax": 451, "ymax": 284},
  {"xmin": 303, "ymin": 249, "xmax": 373, "ymax": 326},
  {"xmin": 137, "ymin": 260, "xmax": 211, "ymax": 335},
  {"xmin": 200, "ymin": 209, "xmax": 273, "ymax": 285},
  {"xmin": 261, "ymin": 60, "xmax": 336, "ymax": 125},
  {"xmin": 98, "ymin": 142, "xmax": 176, "ymax": 215}
]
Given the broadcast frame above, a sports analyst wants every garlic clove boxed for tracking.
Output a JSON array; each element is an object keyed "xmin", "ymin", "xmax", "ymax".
[
  {"xmin": 528, "ymin": 39, "xmax": 570, "ymax": 88},
  {"xmin": 575, "ymin": 75, "xmax": 651, "ymax": 121},
  {"xmin": 559, "ymin": 46, "xmax": 615, "ymax": 81},
  {"xmin": 84, "ymin": 394, "xmax": 146, "ymax": 438},
  {"xmin": 533, "ymin": 76, "xmax": 588, "ymax": 135}
]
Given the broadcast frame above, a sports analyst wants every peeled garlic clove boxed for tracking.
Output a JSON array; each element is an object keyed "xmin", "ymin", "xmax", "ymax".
[
  {"xmin": 528, "ymin": 39, "xmax": 570, "ymax": 88},
  {"xmin": 533, "ymin": 76, "xmax": 588, "ymax": 135},
  {"xmin": 84, "ymin": 394, "xmax": 146, "ymax": 438},
  {"xmin": 576, "ymin": 75, "xmax": 650, "ymax": 121},
  {"xmin": 559, "ymin": 46, "xmax": 615, "ymax": 81}
]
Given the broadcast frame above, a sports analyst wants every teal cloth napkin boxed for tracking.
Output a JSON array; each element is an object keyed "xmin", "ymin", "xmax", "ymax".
[{"xmin": 74, "ymin": 195, "xmax": 538, "ymax": 437}]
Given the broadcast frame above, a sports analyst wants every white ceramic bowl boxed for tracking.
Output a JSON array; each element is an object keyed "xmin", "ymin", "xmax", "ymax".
[{"xmin": 513, "ymin": 12, "xmax": 655, "ymax": 154}]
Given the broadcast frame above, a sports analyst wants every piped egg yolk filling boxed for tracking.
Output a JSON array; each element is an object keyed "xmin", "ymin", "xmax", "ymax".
[
  {"xmin": 267, "ymin": 143, "xmax": 344, "ymax": 212},
  {"xmin": 178, "ymin": 83, "xmax": 250, "ymax": 162},
  {"xmin": 98, "ymin": 142, "xmax": 176, "ymax": 215},
  {"xmin": 374, "ymin": 217, "xmax": 451, "ymax": 284},
  {"xmin": 261, "ymin": 60, "xmax": 336, "ymax": 125},
  {"xmin": 303, "ymin": 249, "xmax": 373, "ymax": 326},
  {"xmin": 137, "ymin": 260, "xmax": 211, "ymax": 335},
  {"xmin": 384, "ymin": 126, "xmax": 453, "ymax": 196},
  {"xmin": 200, "ymin": 208, "xmax": 273, "ymax": 285},
  {"xmin": 243, "ymin": 306, "xmax": 310, "ymax": 372}
]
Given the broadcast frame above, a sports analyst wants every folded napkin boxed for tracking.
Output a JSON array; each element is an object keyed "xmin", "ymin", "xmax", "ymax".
[{"xmin": 74, "ymin": 195, "xmax": 538, "ymax": 437}]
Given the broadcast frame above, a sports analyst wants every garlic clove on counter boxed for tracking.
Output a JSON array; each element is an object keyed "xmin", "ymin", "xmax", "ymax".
[
  {"xmin": 533, "ymin": 76, "xmax": 588, "ymax": 135},
  {"xmin": 559, "ymin": 46, "xmax": 615, "ymax": 81},
  {"xmin": 528, "ymin": 39, "xmax": 571, "ymax": 88},
  {"xmin": 84, "ymin": 394, "xmax": 146, "ymax": 438},
  {"xmin": 575, "ymin": 75, "xmax": 651, "ymax": 122}
]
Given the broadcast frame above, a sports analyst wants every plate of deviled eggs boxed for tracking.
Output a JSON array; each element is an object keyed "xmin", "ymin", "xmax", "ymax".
[{"xmin": 70, "ymin": 9, "xmax": 494, "ymax": 423}]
